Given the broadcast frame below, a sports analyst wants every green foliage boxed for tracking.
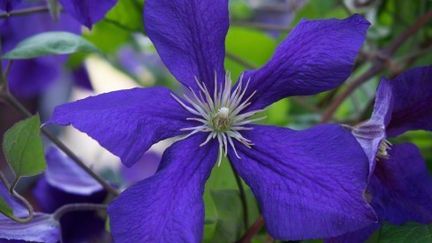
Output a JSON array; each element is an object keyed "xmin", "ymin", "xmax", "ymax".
[
  {"xmin": 3, "ymin": 32, "xmax": 98, "ymax": 59},
  {"xmin": 2, "ymin": 115, "xmax": 46, "ymax": 179},
  {"xmin": 225, "ymin": 27, "xmax": 277, "ymax": 80},
  {"xmin": 372, "ymin": 223, "xmax": 432, "ymax": 243},
  {"xmin": 0, "ymin": 197, "xmax": 13, "ymax": 219}
]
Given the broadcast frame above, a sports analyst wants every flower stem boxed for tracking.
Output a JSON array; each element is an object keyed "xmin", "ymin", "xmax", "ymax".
[
  {"xmin": 321, "ymin": 10, "xmax": 432, "ymax": 122},
  {"xmin": 229, "ymin": 161, "xmax": 249, "ymax": 231},
  {"xmin": 53, "ymin": 203, "xmax": 107, "ymax": 220},
  {"xmin": 0, "ymin": 6, "xmax": 50, "ymax": 19},
  {"xmin": 1, "ymin": 93, "xmax": 119, "ymax": 197},
  {"xmin": 236, "ymin": 216, "xmax": 264, "ymax": 243}
]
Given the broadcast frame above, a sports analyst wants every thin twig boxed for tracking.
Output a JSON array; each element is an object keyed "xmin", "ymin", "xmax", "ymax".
[
  {"xmin": 226, "ymin": 51, "xmax": 256, "ymax": 70},
  {"xmin": 0, "ymin": 172, "xmax": 34, "ymax": 223},
  {"xmin": 231, "ymin": 21, "xmax": 292, "ymax": 32},
  {"xmin": 229, "ymin": 161, "xmax": 249, "ymax": 231},
  {"xmin": 0, "ymin": 6, "xmax": 50, "ymax": 19},
  {"xmin": 53, "ymin": 203, "xmax": 107, "ymax": 220},
  {"xmin": 321, "ymin": 10, "xmax": 432, "ymax": 122},
  {"xmin": 236, "ymin": 216, "xmax": 264, "ymax": 243},
  {"xmin": 2, "ymin": 93, "xmax": 119, "ymax": 196}
]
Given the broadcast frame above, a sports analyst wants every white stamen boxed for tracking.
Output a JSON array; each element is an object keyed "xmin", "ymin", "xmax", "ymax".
[{"xmin": 171, "ymin": 73, "xmax": 264, "ymax": 165}]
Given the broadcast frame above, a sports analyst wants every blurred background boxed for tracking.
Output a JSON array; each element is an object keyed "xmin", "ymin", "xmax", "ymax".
[{"xmin": 0, "ymin": 0, "xmax": 431, "ymax": 242}]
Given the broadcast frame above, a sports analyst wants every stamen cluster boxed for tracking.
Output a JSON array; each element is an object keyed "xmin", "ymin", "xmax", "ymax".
[{"xmin": 171, "ymin": 74, "xmax": 265, "ymax": 166}]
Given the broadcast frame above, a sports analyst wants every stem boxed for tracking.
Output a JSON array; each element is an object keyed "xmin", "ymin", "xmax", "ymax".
[
  {"xmin": 231, "ymin": 21, "xmax": 292, "ymax": 32},
  {"xmin": 236, "ymin": 216, "xmax": 264, "ymax": 243},
  {"xmin": 229, "ymin": 161, "xmax": 249, "ymax": 231},
  {"xmin": 0, "ymin": 6, "xmax": 50, "ymax": 19},
  {"xmin": 226, "ymin": 51, "xmax": 256, "ymax": 70},
  {"xmin": 53, "ymin": 203, "xmax": 107, "ymax": 220},
  {"xmin": 321, "ymin": 10, "xmax": 432, "ymax": 122},
  {"xmin": 0, "ymin": 172, "xmax": 34, "ymax": 223},
  {"xmin": 3, "ymin": 93, "xmax": 119, "ymax": 196}
]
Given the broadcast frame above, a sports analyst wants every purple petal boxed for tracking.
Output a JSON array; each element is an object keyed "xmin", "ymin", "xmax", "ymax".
[
  {"xmin": 0, "ymin": 184, "xmax": 26, "ymax": 218},
  {"xmin": 46, "ymin": 87, "xmax": 193, "ymax": 167},
  {"xmin": 59, "ymin": 0, "xmax": 117, "ymax": 28},
  {"xmin": 120, "ymin": 151, "xmax": 162, "ymax": 186},
  {"xmin": 144, "ymin": 0, "xmax": 229, "ymax": 92},
  {"xmin": 239, "ymin": 14, "xmax": 369, "ymax": 111},
  {"xmin": 44, "ymin": 146, "xmax": 102, "ymax": 195},
  {"xmin": 0, "ymin": 182, "xmax": 61, "ymax": 243},
  {"xmin": 369, "ymin": 143, "xmax": 432, "ymax": 224},
  {"xmin": 1, "ymin": 4, "xmax": 81, "ymax": 98},
  {"xmin": 325, "ymin": 224, "xmax": 380, "ymax": 243},
  {"xmin": 108, "ymin": 134, "xmax": 218, "ymax": 242},
  {"xmin": 351, "ymin": 78, "xmax": 393, "ymax": 175},
  {"xmin": 228, "ymin": 124, "xmax": 376, "ymax": 240},
  {"xmin": 33, "ymin": 178, "xmax": 107, "ymax": 242},
  {"xmin": 0, "ymin": 214, "xmax": 61, "ymax": 243},
  {"xmin": 0, "ymin": 0, "xmax": 22, "ymax": 11},
  {"xmin": 7, "ymin": 58, "xmax": 60, "ymax": 98},
  {"xmin": 386, "ymin": 66, "xmax": 432, "ymax": 137},
  {"xmin": 72, "ymin": 65, "xmax": 93, "ymax": 90}
]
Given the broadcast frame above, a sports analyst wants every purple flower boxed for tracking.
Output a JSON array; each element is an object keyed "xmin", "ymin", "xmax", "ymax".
[
  {"xmin": 328, "ymin": 66, "xmax": 432, "ymax": 242},
  {"xmin": 0, "ymin": 184, "xmax": 61, "ymax": 243},
  {"xmin": 59, "ymin": 0, "xmax": 117, "ymax": 28},
  {"xmin": 0, "ymin": 0, "xmax": 22, "ymax": 12},
  {"xmin": 33, "ymin": 146, "xmax": 107, "ymax": 242},
  {"xmin": 47, "ymin": 0, "xmax": 375, "ymax": 241},
  {"xmin": 1, "ymin": 0, "xmax": 112, "ymax": 98}
]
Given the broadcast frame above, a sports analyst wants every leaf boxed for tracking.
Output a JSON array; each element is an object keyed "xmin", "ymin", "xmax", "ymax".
[
  {"xmin": 2, "ymin": 115, "xmax": 46, "ymax": 179},
  {"xmin": 2, "ymin": 32, "xmax": 98, "ymax": 59},
  {"xmin": 0, "ymin": 197, "xmax": 13, "ymax": 218},
  {"xmin": 375, "ymin": 223, "xmax": 432, "ymax": 243}
]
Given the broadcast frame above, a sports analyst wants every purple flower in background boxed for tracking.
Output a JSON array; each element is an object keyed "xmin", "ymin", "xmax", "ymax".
[
  {"xmin": 33, "ymin": 146, "xmax": 107, "ymax": 243},
  {"xmin": 59, "ymin": 0, "xmax": 117, "ymax": 28},
  {"xmin": 47, "ymin": 0, "xmax": 375, "ymax": 241},
  {"xmin": 328, "ymin": 66, "xmax": 432, "ymax": 242},
  {"xmin": 0, "ymin": 0, "xmax": 21, "ymax": 12},
  {"xmin": 0, "ymin": 184, "xmax": 60, "ymax": 243},
  {"xmin": 0, "ymin": 0, "xmax": 112, "ymax": 98}
]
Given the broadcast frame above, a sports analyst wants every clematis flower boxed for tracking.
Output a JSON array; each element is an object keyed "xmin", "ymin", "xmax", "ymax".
[
  {"xmin": 328, "ymin": 66, "xmax": 432, "ymax": 242},
  {"xmin": 47, "ymin": 0, "xmax": 376, "ymax": 241},
  {"xmin": 0, "ymin": 183, "xmax": 60, "ymax": 243}
]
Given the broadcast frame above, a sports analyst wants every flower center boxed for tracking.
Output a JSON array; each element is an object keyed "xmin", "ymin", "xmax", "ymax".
[
  {"xmin": 213, "ymin": 107, "xmax": 231, "ymax": 131},
  {"xmin": 171, "ymin": 73, "xmax": 265, "ymax": 166}
]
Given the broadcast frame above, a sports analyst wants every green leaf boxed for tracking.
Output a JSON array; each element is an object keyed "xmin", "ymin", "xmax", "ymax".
[
  {"xmin": 0, "ymin": 197, "xmax": 13, "ymax": 218},
  {"xmin": 3, "ymin": 32, "xmax": 98, "ymax": 59},
  {"xmin": 2, "ymin": 115, "xmax": 46, "ymax": 178},
  {"xmin": 375, "ymin": 223, "xmax": 432, "ymax": 243}
]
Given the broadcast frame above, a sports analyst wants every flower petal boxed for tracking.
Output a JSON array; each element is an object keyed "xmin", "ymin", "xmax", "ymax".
[
  {"xmin": 0, "ymin": 0, "xmax": 22, "ymax": 11},
  {"xmin": 46, "ymin": 87, "xmax": 193, "ymax": 167},
  {"xmin": 120, "ymin": 151, "xmax": 162, "ymax": 186},
  {"xmin": 239, "ymin": 14, "xmax": 369, "ymax": 110},
  {"xmin": 44, "ymin": 146, "xmax": 102, "ymax": 195},
  {"xmin": 7, "ymin": 58, "xmax": 60, "ymax": 98},
  {"xmin": 228, "ymin": 124, "xmax": 376, "ymax": 240},
  {"xmin": 59, "ymin": 0, "xmax": 117, "ymax": 28},
  {"xmin": 369, "ymin": 143, "xmax": 432, "ymax": 224},
  {"xmin": 108, "ymin": 134, "xmax": 218, "ymax": 243},
  {"xmin": 0, "ymin": 185, "xmax": 60, "ymax": 243},
  {"xmin": 386, "ymin": 66, "xmax": 432, "ymax": 137},
  {"xmin": 351, "ymin": 78, "xmax": 393, "ymax": 175},
  {"xmin": 0, "ymin": 214, "xmax": 61, "ymax": 243},
  {"xmin": 144, "ymin": 0, "xmax": 229, "ymax": 92}
]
